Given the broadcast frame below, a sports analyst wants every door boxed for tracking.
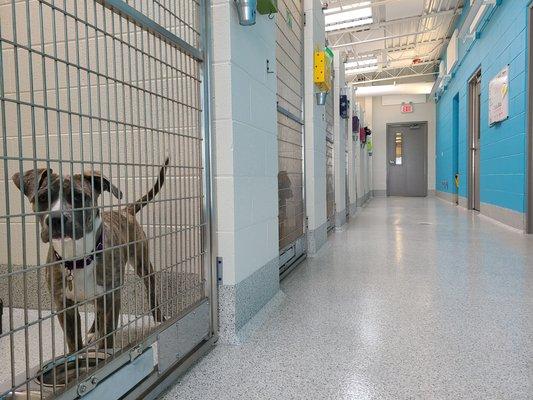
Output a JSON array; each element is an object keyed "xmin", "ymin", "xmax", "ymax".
[
  {"xmin": 276, "ymin": 0, "xmax": 306, "ymax": 276},
  {"xmin": 386, "ymin": 123, "xmax": 428, "ymax": 197},
  {"xmin": 468, "ymin": 70, "xmax": 482, "ymax": 211},
  {"xmin": 453, "ymin": 94, "xmax": 460, "ymax": 205}
]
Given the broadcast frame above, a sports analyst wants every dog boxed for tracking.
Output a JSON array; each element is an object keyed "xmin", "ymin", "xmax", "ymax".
[{"xmin": 12, "ymin": 158, "xmax": 169, "ymax": 353}]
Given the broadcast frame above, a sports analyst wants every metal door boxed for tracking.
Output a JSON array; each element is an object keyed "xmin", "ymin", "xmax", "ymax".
[
  {"xmin": 325, "ymin": 87, "xmax": 335, "ymax": 230},
  {"xmin": 276, "ymin": 0, "xmax": 306, "ymax": 277},
  {"xmin": 469, "ymin": 70, "xmax": 481, "ymax": 211},
  {"xmin": 0, "ymin": 1, "xmax": 214, "ymax": 398},
  {"xmin": 386, "ymin": 123, "xmax": 428, "ymax": 197}
]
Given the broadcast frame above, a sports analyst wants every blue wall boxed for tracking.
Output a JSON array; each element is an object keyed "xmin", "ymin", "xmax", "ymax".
[{"xmin": 436, "ymin": 0, "xmax": 529, "ymax": 213}]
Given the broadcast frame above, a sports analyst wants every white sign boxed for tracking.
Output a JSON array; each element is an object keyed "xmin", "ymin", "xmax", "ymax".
[{"xmin": 489, "ymin": 66, "xmax": 509, "ymax": 125}]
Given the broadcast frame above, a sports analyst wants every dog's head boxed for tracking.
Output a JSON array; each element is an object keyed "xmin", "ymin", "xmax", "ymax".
[{"xmin": 12, "ymin": 168, "xmax": 123, "ymax": 243}]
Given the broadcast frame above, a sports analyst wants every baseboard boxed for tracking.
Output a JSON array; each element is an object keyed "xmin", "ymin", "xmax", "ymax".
[
  {"xmin": 434, "ymin": 191, "xmax": 525, "ymax": 231},
  {"xmin": 218, "ymin": 256, "xmax": 280, "ymax": 344},
  {"xmin": 307, "ymin": 221, "xmax": 327, "ymax": 255},
  {"xmin": 335, "ymin": 209, "xmax": 347, "ymax": 228},
  {"xmin": 479, "ymin": 202, "xmax": 525, "ymax": 231}
]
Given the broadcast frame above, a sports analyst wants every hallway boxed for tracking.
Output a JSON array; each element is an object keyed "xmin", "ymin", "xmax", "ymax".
[{"xmin": 162, "ymin": 197, "xmax": 533, "ymax": 400}]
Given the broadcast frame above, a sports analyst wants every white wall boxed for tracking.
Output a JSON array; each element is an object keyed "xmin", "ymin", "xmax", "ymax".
[
  {"xmin": 303, "ymin": 0, "xmax": 327, "ymax": 252},
  {"xmin": 333, "ymin": 51, "xmax": 346, "ymax": 222},
  {"xmin": 370, "ymin": 95, "xmax": 436, "ymax": 194},
  {"xmin": 211, "ymin": 1, "xmax": 279, "ymax": 286}
]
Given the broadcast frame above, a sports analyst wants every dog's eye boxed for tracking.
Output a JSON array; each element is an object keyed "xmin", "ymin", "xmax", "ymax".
[{"xmin": 37, "ymin": 193, "xmax": 48, "ymax": 204}]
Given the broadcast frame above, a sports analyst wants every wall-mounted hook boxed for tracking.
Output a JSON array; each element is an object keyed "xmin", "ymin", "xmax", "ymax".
[{"xmin": 266, "ymin": 59, "xmax": 274, "ymax": 74}]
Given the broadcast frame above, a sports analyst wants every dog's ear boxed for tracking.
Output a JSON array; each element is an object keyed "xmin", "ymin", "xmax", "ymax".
[
  {"xmin": 12, "ymin": 168, "xmax": 51, "ymax": 202},
  {"xmin": 82, "ymin": 171, "xmax": 123, "ymax": 199}
]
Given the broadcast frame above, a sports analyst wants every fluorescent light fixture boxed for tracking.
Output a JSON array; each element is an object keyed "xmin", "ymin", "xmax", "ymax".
[
  {"xmin": 353, "ymin": 82, "xmax": 434, "ymax": 97},
  {"xmin": 325, "ymin": 2, "xmax": 372, "ymax": 31},
  {"xmin": 345, "ymin": 65, "xmax": 379, "ymax": 74},
  {"xmin": 326, "ymin": 18, "xmax": 373, "ymax": 31},
  {"xmin": 345, "ymin": 58, "xmax": 378, "ymax": 69},
  {"xmin": 324, "ymin": 1, "xmax": 370, "ymax": 15}
]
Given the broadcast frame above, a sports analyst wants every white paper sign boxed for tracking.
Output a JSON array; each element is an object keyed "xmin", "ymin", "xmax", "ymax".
[{"xmin": 489, "ymin": 66, "xmax": 509, "ymax": 125}]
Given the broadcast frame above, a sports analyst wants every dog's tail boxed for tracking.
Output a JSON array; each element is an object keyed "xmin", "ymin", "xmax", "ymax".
[{"xmin": 126, "ymin": 157, "xmax": 170, "ymax": 215}]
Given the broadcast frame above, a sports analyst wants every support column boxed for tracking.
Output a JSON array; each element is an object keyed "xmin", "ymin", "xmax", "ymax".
[
  {"xmin": 211, "ymin": 2, "xmax": 279, "ymax": 343},
  {"xmin": 347, "ymin": 87, "xmax": 357, "ymax": 216},
  {"xmin": 303, "ymin": 0, "xmax": 327, "ymax": 254},
  {"xmin": 333, "ymin": 51, "xmax": 347, "ymax": 227}
]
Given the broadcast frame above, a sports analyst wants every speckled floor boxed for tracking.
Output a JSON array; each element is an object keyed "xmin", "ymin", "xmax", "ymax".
[{"xmin": 161, "ymin": 197, "xmax": 533, "ymax": 400}]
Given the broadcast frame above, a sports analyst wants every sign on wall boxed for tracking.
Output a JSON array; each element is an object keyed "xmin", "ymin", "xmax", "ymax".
[
  {"xmin": 489, "ymin": 66, "xmax": 509, "ymax": 125},
  {"xmin": 401, "ymin": 102, "xmax": 414, "ymax": 113}
]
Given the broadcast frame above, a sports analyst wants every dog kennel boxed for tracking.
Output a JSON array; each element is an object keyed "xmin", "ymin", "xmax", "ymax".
[
  {"xmin": 0, "ymin": 0, "xmax": 215, "ymax": 398},
  {"xmin": 276, "ymin": 0, "xmax": 306, "ymax": 277}
]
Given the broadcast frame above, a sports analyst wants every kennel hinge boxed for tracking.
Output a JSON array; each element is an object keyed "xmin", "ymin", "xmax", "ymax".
[
  {"xmin": 77, "ymin": 375, "xmax": 99, "ymax": 397},
  {"xmin": 216, "ymin": 257, "xmax": 223, "ymax": 286},
  {"xmin": 130, "ymin": 344, "xmax": 144, "ymax": 362}
]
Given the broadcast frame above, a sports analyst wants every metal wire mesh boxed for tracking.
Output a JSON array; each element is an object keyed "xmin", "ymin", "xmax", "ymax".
[
  {"xmin": 276, "ymin": 0, "xmax": 304, "ymax": 251},
  {"xmin": 0, "ymin": 0, "xmax": 207, "ymax": 397}
]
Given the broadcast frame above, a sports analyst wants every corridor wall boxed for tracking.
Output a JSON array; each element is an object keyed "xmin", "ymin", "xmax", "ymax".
[{"xmin": 435, "ymin": 0, "xmax": 529, "ymax": 230}]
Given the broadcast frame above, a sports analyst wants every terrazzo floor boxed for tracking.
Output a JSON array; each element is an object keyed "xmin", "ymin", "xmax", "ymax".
[{"xmin": 161, "ymin": 197, "xmax": 533, "ymax": 400}]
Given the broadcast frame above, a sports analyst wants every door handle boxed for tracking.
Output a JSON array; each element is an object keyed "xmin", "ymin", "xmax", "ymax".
[{"xmin": 389, "ymin": 160, "xmax": 395, "ymax": 165}]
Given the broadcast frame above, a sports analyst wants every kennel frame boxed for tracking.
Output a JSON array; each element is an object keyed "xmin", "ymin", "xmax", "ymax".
[{"xmin": 0, "ymin": 0, "xmax": 216, "ymax": 398}]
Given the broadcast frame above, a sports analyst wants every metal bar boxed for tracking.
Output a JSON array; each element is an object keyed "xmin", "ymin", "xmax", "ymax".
[
  {"xmin": 277, "ymin": 104, "xmax": 304, "ymax": 126},
  {"xmin": 95, "ymin": 0, "xmax": 203, "ymax": 60}
]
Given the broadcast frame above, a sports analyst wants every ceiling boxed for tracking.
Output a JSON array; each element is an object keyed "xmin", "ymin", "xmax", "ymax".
[{"xmin": 323, "ymin": 0, "xmax": 464, "ymax": 86}]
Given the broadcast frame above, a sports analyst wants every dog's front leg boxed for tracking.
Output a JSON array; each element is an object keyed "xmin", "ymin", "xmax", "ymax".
[
  {"xmin": 57, "ymin": 299, "xmax": 82, "ymax": 354},
  {"xmin": 95, "ymin": 294, "xmax": 120, "ymax": 350}
]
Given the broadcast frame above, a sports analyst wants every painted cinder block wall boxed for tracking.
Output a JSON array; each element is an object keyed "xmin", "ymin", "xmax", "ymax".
[
  {"xmin": 435, "ymin": 0, "xmax": 529, "ymax": 228},
  {"xmin": 211, "ymin": 1, "xmax": 279, "ymax": 342}
]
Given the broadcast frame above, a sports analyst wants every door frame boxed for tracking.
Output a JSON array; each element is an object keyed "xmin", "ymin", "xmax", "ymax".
[
  {"xmin": 468, "ymin": 68, "xmax": 482, "ymax": 211},
  {"xmin": 386, "ymin": 121, "xmax": 428, "ymax": 197},
  {"xmin": 525, "ymin": 3, "xmax": 533, "ymax": 233},
  {"xmin": 452, "ymin": 93, "xmax": 460, "ymax": 205}
]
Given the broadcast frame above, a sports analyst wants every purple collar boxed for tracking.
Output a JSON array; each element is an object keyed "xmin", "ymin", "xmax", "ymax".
[{"xmin": 54, "ymin": 233, "xmax": 103, "ymax": 270}]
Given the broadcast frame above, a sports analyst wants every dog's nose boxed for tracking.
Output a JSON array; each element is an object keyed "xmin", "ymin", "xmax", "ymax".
[{"xmin": 46, "ymin": 211, "xmax": 63, "ymax": 227}]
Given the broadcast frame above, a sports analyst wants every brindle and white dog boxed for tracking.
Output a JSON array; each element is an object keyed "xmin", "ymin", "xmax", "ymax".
[{"xmin": 12, "ymin": 159, "xmax": 169, "ymax": 353}]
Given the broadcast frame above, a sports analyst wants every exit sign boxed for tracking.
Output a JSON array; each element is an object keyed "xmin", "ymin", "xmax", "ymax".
[{"xmin": 401, "ymin": 102, "xmax": 414, "ymax": 113}]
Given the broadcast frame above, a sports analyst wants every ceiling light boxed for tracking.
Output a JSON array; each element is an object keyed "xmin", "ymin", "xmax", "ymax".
[
  {"xmin": 345, "ymin": 65, "xmax": 379, "ymax": 74},
  {"xmin": 345, "ymin": 58, "xmax": 378, "ymax": 69},
  {"xmin": 324, "ymin": 1, "xmax": 371, "ymax": 15},
  {"xmin": 326, "ymin": 18, "xmax": 373, "ymax": 31}
]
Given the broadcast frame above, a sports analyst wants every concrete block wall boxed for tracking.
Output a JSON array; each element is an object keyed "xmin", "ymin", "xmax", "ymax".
[
  {"xmin": 303, "ymin": 0, "xmax": 327, "ymax": 254},
  {"xmin": 354, "ymin": 97, "xmax": 372, "ymax": 205},
  {"xmin": 333, "ymin": 51, "xmax": 347, "ymax": 227},
  {"xmin": 435, "ymin": 0, "xmax": 529, "ymax": 230},
  {"xmin": 211, "ymin": 0, "xmax": 279, "ymax": 342}
]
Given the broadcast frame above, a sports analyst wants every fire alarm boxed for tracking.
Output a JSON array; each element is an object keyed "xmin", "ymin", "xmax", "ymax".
[{"xmin": 401, "ymin": 102, "xmax": 414, "ymax": 113}]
